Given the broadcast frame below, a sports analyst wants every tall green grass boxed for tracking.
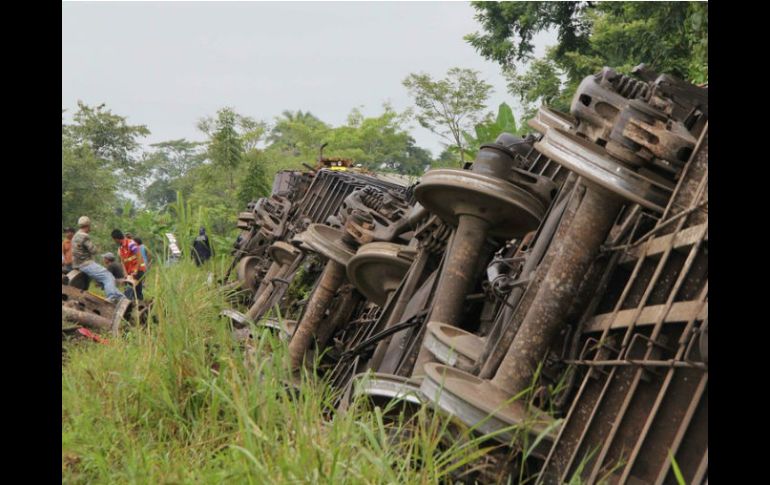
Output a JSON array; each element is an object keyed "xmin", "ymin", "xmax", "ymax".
[
  {"xmin": 63, "ymin": 261, "xmax": 508, "ymax": 484},
  {"xmin": 84, "ymin": 191, "xmax": 238, "ymax": 267}
]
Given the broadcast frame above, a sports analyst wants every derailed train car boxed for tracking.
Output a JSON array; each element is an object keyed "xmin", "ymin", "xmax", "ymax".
[{"xmin": 223, "ymin": 64, "xmax": 707, "ymax": 484}]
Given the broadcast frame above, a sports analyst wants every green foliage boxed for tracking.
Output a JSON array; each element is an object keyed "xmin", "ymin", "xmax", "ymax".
[
  {"xmin": 147, "ymin": 139, "xmax": 206, "ymax": 181},
  {"xmin": 65, "ymin": 101, "xmax": 151, "ymax": 193},
  {"xmin": 63, "ymin": 101, "xmax": 435, "ymax": 264},
  {"xmin": 62, "ymin": 102, "xmax": 151, "ymax": 228},
  {"xmin": 260, "ymin": 105, "xmax": 432, "ymax": 176},
  {"xmin": 202, "ymin": 108, "xmax": 246, "ymax": 191},
  {"xmin": 669, "ymin": 450, "xmax": 686, "ymax": 485},
  {"xmin": 467, "ymin": 2, "xmax": 709, "ymax": 118},
  {"xmin": 267, "ymin": 110, "xmax": 330, "ymax": 159},
  {"xmin": 139, "ymin": 108, "xmax": 273, "ymax": 246},
  {"xmin": 684, "ymin": 3, "xmax": 708, "ymax": 84},
  {"xmin": 66, "ymin": 101, "xmax": 150, "ymax": 168},
  {"xmin": 466, "ymin": 1, "xmax": 592, "ymax": 69},
  {"xmin": 90, "ymin": 190, "xmax": 236, "ymax": 265},
  {"xmin": 504, "ymin": 53, "xmax": 570, "ymax": 121},
  {"xmin": 62, "ymin": 134, "xmax": 117, "ymax": 229},
  {"xmin": 237, "ymin": 119, "xmax": 269, "ymax": 153},
  {"xmin": 61, "ymin": 263, "xmax": 539, "ymax": 483},
  {"xmin": 581, "ymin": 2, "xmax": 709, "ymax": 82},
  {"xmin": 321, "ymin": 106, "xmax": 416, "ymax": 171},
  {"xmin": 237, "ymin": 150, "xmax": 272, "ymax": 207},
  {"xmin": 455, "ymin": 102, "xmax": 521, "ymax": 160},
  {"xmin": 391, "ymin": 139, "xmax": 432, "ymax": 176},
  {"xmin": 403, "ymin": 67, "xmax": 494, "ymax": 162},
  {"xmin": 432, "ymin": 148, "xmax": 462, "ymax": 169},
  {"xmin": 141, "ymin": 139, "xmax": 206, "ymax": 210},
  {"xmin": 167, "ymin": 191, "xmax": 234, "ymax": 257},
  {"xmin": 141, "ymin": 178, "xmax": 177, "ymax": 212}
]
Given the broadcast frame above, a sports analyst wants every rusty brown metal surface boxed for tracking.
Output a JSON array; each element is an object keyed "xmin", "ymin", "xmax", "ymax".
[
  {"xmin": 62, "ymin": 285, "xmax": 117, "ymax": 320},
  {"xmin": 492, "ymin": 184, "xmax": 623, "ymax": 394},
  {"xmin": 287, "ymin": 259, "xmax": 348, "ymax": 370},
  {"xmin": 215, "ymin": 68, "xmax": 707, "ymax": 484},
  {"xmin": 346, "ymin": 242, "xmax": 414, "ymax": 306},
  {"xmin": 62, "ymin": 284, "xmax": 134, "ymax": 336},
  {"xmin": 62, "ymin": 306, "xmax": 112, "ymax": 331},
  {"xmin": 540, "ymin": 141, "xmax": 707, "ymax": 484},
  {"xmin": 65, "ymin": 269, "xmax": 90, "ymax": 290}
]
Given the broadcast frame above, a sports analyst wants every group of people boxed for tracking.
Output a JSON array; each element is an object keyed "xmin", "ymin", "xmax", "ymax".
[
  {"xmin": 62, "ymin": 216, "xmax": 215, "ymax": 304},
  {"xmin": 61, "ymin": 216, "xmax": 152, "ymax": 304}
]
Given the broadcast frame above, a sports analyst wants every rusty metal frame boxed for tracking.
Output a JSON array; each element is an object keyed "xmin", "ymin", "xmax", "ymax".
[{"xmin": 539, "ymin": 125, "xmax": 708, "ymax": 485}]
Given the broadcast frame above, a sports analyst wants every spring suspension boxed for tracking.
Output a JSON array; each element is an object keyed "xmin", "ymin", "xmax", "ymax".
[
  {"xmin": 611, "ymin": 72, "xmax": 650, "ymax": 100},
  {"xmin": 417, "ymin": 218, "xmax": 452, "ymax": 254},
  {"xmin": 361, "ymin": 186, "xmax": 385, "ymax": 211}
]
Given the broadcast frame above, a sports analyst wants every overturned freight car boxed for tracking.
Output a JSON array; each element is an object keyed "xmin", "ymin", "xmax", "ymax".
[{"xmin": 222, "ymin": 64, "xmax": 707, "ymax": 484}]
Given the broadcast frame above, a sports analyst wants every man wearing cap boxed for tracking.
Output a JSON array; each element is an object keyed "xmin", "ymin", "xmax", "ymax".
[
  {"xmin": 112, "ymin": 229, "xmax": 146, "ymax": 300},
  {"xmin": 71, "ymin": 216, "xmax": 125, "ymax": 303}
]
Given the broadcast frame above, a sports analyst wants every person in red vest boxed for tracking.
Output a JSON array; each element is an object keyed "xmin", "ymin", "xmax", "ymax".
[{"xmin": 112, "ymin": 229, "xmax": 146, "ymax": 300}]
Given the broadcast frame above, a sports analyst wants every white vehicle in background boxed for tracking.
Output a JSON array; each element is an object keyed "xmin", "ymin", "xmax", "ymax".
[{"xmin": 164, "ymin": 233, "xmax": 182, "ymax": 265}]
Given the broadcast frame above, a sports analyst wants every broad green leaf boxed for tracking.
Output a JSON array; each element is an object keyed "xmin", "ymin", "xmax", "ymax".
[{"xmin": 496, "ymin": 103, "xmax": 517, "ymax": 134}]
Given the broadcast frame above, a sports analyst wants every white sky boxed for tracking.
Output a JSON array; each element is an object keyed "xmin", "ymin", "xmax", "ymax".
[{"xmin": 62, "ymin": 1, "xmax": 556, "ymax": 157}]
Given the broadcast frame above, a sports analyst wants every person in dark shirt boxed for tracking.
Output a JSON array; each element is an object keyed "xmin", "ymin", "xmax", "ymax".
[
  {"xmin": 102, "ymin": 253, "xmax": 125, "ymax": 280},
  {"xmin": 192, "ymin": 227, "xmax": 213, "ymax": 266}
]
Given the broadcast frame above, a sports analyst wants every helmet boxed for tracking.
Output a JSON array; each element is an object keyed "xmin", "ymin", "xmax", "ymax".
[{"xmin": 78, "ymin": 216, "xmax": 91, "ymax": 227}]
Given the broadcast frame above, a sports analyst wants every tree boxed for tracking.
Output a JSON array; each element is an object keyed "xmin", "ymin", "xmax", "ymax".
[
  {"xmin": 381, "ymin": 138, "xmax": 432, "ymax": 176},
  {"xmin": 433, "ymin": 148, "xmax": 461, "ymax": 169},
  {"xmin": 237, "ymin": 150, "xmax": 272, "ymax": 206},
  {"xmin": 237, "ymin": 118, "xmax": 269, "ymax": 153},
  {"xmin": 465, "ymin": 2, "xmax": 593, "ymax": 76},
  {"xmin": 503, "ymin": 56, "xmax": 566, "ymax": 121},
  {"xmin": 141, "ymin": 178, "xmax": 177, "ymax": 211},
  {"xmin": 262, "ymin": 106, "xmax": 430, "ymax": 176},
  {"xmin": 323, "ymin": 105, "xmax": 414, "ymax": 171},
  {"xmin": 199, "ymin": 108, "xmax": 250, "ymax": 191},
  {"xmin": 579, "ymin": 2, "xmax": 708, "ymax": 82},
  {"xmin": 65, "ymin": 101, "xmax": 150, "ymax": 193},
  {"xmin": 62, "ymin": 102, "xmax": 148, "ymax": 227},
  {"xmin": 266, "ymin": 110, "xmax": 329, "ymax": 158},
  {"xmin": 198, "ymin": 108, "xmax": 267, "ymax": 195},
  {"xmin": 402, "ymin": 68, "xmax": 494, "ymax": 162},
  {"xmin": 140, "ymin": 139, "xmax": 206, "ymax": 209},
  {"xmin": 147, "ymin": 139, "xmax": 205, "ymax": 180},
  {"xmin": 171, "ymin": 107, "xmax": 273, "ymax": 225},
  {"xmin": 466, "ymin": 2, "xmax": 708, "ymax": 119},
  {"xmin": 401, "ymin": 141, "xmax": 433, "ymax": 176},
  {"xmin": 62, "ymin": 134, "xmax": 117, "ymax": 227}
]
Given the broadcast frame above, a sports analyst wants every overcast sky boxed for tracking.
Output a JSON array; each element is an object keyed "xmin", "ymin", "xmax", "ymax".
[{"xmin": 62, "ymin": 1, "xmax": 555, "ymax": 156}]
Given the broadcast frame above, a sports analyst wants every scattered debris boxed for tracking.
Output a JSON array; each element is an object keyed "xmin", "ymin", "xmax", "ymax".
[
  {"xmin": 76, "ymin": 327, "xmax": 109, "ymax": 344},
  {"xmin": 165, "ymin": 233, "xmax": 182, "ymax": 264}
]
